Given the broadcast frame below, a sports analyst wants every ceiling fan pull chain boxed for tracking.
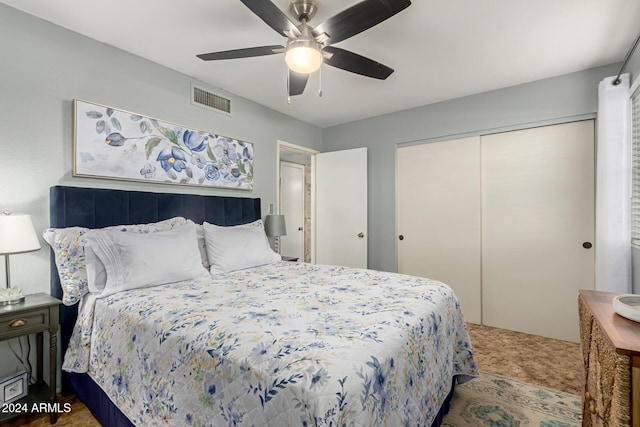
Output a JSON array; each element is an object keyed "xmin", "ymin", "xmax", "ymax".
[
  {"xmin": 319, "ymin": 65, "xmax": 323, "ymax": 97},
  {"xmin": 287, "ymin": 70, "xmax": 291, "ymax": 104}
]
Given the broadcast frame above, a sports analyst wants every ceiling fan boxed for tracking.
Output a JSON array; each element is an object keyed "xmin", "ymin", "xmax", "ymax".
[{"xmin": 197, "ymin": 0, "xmax": 411, "ymax": 97}]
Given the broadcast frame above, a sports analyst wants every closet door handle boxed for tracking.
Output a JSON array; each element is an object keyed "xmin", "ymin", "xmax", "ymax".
[
  {"xmin": 399, "ymin": 235, "xmax": 404, "ymax": 241},
  {"xmin": 582, "ymin": 242, "xmax": 592, "ymax": 249}
]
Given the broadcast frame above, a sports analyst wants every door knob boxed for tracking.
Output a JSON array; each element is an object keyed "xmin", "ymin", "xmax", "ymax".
[
  {"xmin": 399, "ymin": 235, "xmax": 404, "ymax": 241},
  {"xmin": 582, "ymin": 242, "xmax": 592, "ymax": 249},
  {"xmin": 298, "ymin": 227, "xmax": 303, "ymax": 231},
  {"xmin": 357, "ymin": 232, "xmax": 365, "ymax": 238}
]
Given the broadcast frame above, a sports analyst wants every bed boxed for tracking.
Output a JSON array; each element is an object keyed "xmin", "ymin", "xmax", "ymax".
[{"xmin": 48, "ymin": 185, "xmax": 477, "ymax": 426}]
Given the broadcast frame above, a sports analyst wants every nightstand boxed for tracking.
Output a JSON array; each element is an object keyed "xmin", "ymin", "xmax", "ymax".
[
  {"xmin": 0, "ymin": 293, "xmax": 61, "ymax": 425},
  {"xmin": 579, "ymin": 289, "xmax": 640, "ymax": 427},
  {"xmin": 281, "ymin": 256, "xmax": 299, "ymax": 262}
]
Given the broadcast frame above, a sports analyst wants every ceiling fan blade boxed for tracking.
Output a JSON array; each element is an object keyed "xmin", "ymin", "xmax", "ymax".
[
  {"xmin": 323, "ymin": 46, "xmax": 393, "ymax": 80},
  {"xmin": 289, "ymin": 70, "xmax": 309, "ymax": 96},
  {"xmin": 197, "ymin": 45, "xmax": 284, "ymax": 61},
  {"xmin": 240, "ymin": 0, "xmax": 301, "ymax": 38},
  {"xmin": 312, "ymin": 0, "xmax": 411, "ymax": 45}
]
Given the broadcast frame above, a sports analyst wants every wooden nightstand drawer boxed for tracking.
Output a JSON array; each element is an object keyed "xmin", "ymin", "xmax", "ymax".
[{"xmin": 0, "ymin": 309, "xmax": 49, "ymax": 337}]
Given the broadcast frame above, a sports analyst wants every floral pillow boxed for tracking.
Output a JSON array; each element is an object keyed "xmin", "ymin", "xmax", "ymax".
[{"xmin": 42, "ymin": 217, "xmax": 187, "ymax": 305}]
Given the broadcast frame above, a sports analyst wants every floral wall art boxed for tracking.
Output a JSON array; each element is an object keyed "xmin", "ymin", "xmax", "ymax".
[{"xmin": 73, "ymin": 99, "xmax": 254, "ymax": 190}]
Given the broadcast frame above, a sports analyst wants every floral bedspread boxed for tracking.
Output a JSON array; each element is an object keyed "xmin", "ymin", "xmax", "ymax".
[{"xmin": 63, "ymin": 262, "xmax": 477, "ymax": 426}]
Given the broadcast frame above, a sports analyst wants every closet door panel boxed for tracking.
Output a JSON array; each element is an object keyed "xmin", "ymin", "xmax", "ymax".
[
  {"xmin": 481, "ymin": 120, "xmax": 595, "ymax": 342},
  {"xmin": 397, "ymin": 137, "xmax": 482, "ymax": 324}
]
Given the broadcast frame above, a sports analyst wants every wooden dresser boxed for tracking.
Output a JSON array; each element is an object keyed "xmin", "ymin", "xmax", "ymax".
[{"xmin": 579, "ymin": 289, "xmax": 640, "ymax": 427}]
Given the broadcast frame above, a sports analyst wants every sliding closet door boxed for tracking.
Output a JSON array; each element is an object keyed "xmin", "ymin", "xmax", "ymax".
[
  {"xmin": 397, "ymin": 137, "xmax": 482, "ymax": 324},
  {"xmin": 481, "ymin": 120, "xmax": 595, "ymax": 342}
]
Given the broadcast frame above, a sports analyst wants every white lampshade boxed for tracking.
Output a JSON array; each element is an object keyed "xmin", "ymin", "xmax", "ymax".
[
  {"xmin": 264, "ymin": 215, "xmax": 287, "ymax": 237},
  {"xmin": 285, "ymin": 40, "xmax": 323, "ymax": 74},
  {"xmin": 0, "ymin": 213, "xmax": 41, "ymax": 255}
]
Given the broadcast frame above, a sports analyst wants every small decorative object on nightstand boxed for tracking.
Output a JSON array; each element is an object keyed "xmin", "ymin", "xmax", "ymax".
[
  {"xmin": 612, "ymin": 294, "xmax": 640, "ymax": 323},
  {"xmin": 0, "ymin": 293, "xmax": 61, "ymax": 425},
  {"xmin": 0, "ymin": 211, "xmax": 41, "ymax": 305}
]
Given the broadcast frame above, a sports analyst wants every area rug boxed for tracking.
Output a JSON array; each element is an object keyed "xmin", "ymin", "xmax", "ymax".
[{"xmin": 442, "ymin": 371, "xmax": 582, "ymax": 427}]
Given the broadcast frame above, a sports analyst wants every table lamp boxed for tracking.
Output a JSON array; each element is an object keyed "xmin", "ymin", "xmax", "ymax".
[
  {"xmin": 264, "ymin": 214, "xmax": 287, "ymax": 254},
  {"xmin": 0, "ymin": 211, "xmax": 41, "ymax": 305}
]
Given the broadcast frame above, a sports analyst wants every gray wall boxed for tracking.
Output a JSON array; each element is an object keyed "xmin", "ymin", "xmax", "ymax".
[
  {"xmin": 324, "ymin": 64, "xmax": 621, "ymax": 273},
  {"xmin": 0, "ymin": 4, "xmax": 322, "ymax": 379}
]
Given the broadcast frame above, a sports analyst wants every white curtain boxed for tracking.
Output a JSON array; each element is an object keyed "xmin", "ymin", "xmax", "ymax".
[{"xmin": 596, "ymin": 74, "xmax": 632, "ymax": 293}]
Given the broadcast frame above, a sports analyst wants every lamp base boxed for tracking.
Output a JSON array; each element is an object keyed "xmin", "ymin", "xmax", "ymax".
[{"xmin": 0, "ymin": 288, "xmax": 25, "ymax": 306}]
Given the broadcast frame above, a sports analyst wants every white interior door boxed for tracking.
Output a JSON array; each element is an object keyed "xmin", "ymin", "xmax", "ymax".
[
  {"xmin": 397, "ymin": 137, "xmax": 482, "ymax": 324},
  {"xmin": 481, "ymin": 120, "xmax": 595, "ymax": 342},
  {"xmin": 279, "ymin": 161, "xmax": 305, "ymax": 260},
  {"xmin": 315, "ymin": 147, "xmax": 367, "ymax": 268}
]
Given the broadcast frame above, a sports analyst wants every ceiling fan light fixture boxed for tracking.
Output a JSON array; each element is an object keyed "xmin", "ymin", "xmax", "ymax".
[{"xmin": 285, "ymin": 39, "xmax": 323, "ymax": 74}]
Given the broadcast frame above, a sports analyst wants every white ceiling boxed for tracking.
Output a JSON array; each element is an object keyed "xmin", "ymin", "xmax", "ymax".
[{"xmin": 3, "ymin": 0, "xmax": 639, "ymax": 128}]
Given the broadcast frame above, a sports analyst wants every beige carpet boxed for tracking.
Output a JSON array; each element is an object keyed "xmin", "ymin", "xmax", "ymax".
[
  {"xmin": 442, "ymin": 324, "xmax": 583, "ymax": 426},
  {"xmin": 466, "ymin": 323, "xmax": 583, "ymax": 395}
]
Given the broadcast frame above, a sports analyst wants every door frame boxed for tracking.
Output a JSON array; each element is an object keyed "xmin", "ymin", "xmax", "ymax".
[{"xmin": 276, "ymin": 140, "xmax": 319, "ymax": 263}]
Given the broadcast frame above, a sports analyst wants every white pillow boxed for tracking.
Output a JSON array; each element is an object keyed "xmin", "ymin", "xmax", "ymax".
[
  {"xmin": 84, "ymin": 223, "xmax": 208, "ymax": 297},
  {"xmin": 203, "ymin": 220, "xmax": 281, "ymax": 273},
  {"xmin": 42, "ymin": 217, "xmax": 188, "ymax": 305}
]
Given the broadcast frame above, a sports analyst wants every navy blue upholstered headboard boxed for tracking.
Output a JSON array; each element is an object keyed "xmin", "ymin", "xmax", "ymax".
[{"xmin": 49, "ymin": 185, "xmax": 261, "ymax": 393}]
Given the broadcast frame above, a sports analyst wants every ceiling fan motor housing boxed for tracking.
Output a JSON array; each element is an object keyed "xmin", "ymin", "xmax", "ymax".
[{"xmin": 290, "ymin": 0, "xmax": 317, "ymax": 22}]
